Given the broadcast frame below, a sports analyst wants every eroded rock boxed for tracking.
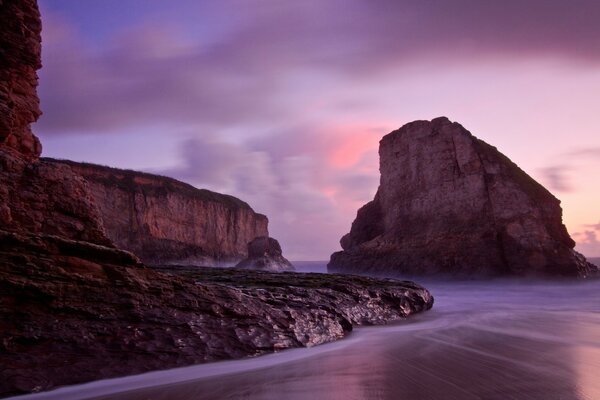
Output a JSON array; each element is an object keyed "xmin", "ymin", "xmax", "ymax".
[
  {"xmin": 47, "ymin": 159, "xmax": 269, "ymax": 266},
  {"xmin": 0, "ymin": 230, "xmax": 432, "ymax": 397},
  {"xmin": 235, "ymin": 236, "xmax": 295, "ymax": 272},
  {"xmin": 329, "ymin": 117, "xmax": 598, "ymax": 277},
  {"xmin": 0, "ymin": 0, "xmax": 42, "ymax": 160}
]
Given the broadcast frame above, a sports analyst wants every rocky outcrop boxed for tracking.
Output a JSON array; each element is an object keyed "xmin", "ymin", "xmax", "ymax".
[
  {"xmin": 46, "ymin": 159, "xmax": 269, "ymax": 266},
  {"xmin": 0, "ymin": 152, "xmax": 112, "ymax": 246},
  {"xmin": 235, "ymin": 236, "xmax": 295, "ymax": 272},
  {"xmin": 0, "ymin": 230, "xmax": 433, "ymax": 397},
  {"xmin": 0, "ymin": 0, "xmax": 42, "ymax": 160},
  {"xmin": 329, "ymin": 117, "xmax": 598, "ymax": 278},
  {"xmin": 0, "ymin": 0, "xmax": 110, "ymax": 246}
]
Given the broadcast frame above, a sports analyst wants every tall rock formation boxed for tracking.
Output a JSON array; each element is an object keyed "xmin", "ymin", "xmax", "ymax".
[
  {"xmin": 47, "ymin": 159, "xmax": 269, "ymax": 266},
  {"xmin": 0, "ymin": 0, "xmax": 111, "ymax": 245},
  {"xmin": 0, "ymin": 0, "xmax": 42, "ymax": 159},
  {"xmin": 329, "ymin": 117, "xmax": 597, "ymax": 277}
]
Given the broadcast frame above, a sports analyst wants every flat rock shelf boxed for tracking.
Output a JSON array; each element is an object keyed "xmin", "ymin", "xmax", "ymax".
[{"xmin": 0, "ymin": 232, "xmax": 432, "ymax": 398}]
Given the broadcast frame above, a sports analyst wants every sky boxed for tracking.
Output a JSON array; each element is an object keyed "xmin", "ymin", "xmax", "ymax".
[{"xmin": 35, "ymin": 0, "xmax": 600, "ymax": 260}]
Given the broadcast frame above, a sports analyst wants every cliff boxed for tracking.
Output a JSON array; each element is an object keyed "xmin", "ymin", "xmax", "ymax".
[
  {"xmin": 45, "ymin": 159, "xmax": 269, "ymax": 266},
  {"xmin": 0, "ymin": 0, "xmax": 110, "ymax": 246},
  {"xmin": 0, "ymin": 0, "xmax": 42, "ymax": 160},
  {"xmin": 329, "ymin": 117, "xmax": 598, "ymax": 277}
]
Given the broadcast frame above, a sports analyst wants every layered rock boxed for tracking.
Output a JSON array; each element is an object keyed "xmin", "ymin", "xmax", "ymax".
[
  {"xmin": 47, "ymin": 159, "xmax": 269, "ymax": 266},
  {"xmin": 0, "ymin": 230, "xmax": 433, "ymax": 397},
  {"xmin": 0, "ymin": 153, "xmax": 112, "ymax": 246},
  {"xmin": 235, "ymin": 236, "xmax": 295, "ymax": 272},
  {"xmin": 0, "ymin": 0, "xmax": 42, "ymax": 159},
  {"xmin": 0, "ymin": 0, "xmax": 111, "ymax": 246},
  {"xmin": 329, "ymin": 117, "xmax": 598, "ymax": 277}
]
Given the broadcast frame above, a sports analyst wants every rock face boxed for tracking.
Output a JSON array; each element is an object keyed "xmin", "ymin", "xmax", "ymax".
[
  {"xmin": 0, "ymin": 230, "xmax": 433, "ymax": 397},
  {"xmin": 0, "ymin": 153, "xmax": 112, "ymax": 246},
  {"xmin": 46, "ymin": 159, "xmax": 269, "ymax": 266},
  {"xmin": 0, "ymin": 0, "xmax": 43, "ymax": 160},
  {"xmin": 329, "ymin": 117, "xmax": 598, "ymax": 277},
  {"xmin": 0, "ymin": 0, "xmax": 110, "ymax": 246},
  {"xmin": 235, "ymin": 236, "xmax": 295, "ymax": 272}
]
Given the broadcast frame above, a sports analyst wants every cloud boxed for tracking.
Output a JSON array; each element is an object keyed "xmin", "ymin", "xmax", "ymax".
[
  {"xmin": 36, "ymin": 1, "xmax": 600, "ymax": 135},
  {"xmin": 573, "ymin": 230, "xmax": 600, "ymax": 257},
  {"xmin": 158, "ymin": 126, "xmax": 380, "ymax": 260},
  {"xmin": 585, "ymin": 221, "xmax": 600, "ymax": 231},
  {"xmin": 539, "ymin": 146, "xmax": 600, "ymax": 193},
  {"xmin": 567, "ymin": 148, "xmax": 600, "ymax": 159},
  {"xmin": 539, "ymin": 165, "xmax": 573, "ymax": 193}
]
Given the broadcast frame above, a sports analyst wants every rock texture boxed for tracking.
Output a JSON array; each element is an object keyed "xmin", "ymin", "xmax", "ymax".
[
  {"xmin": 0, "ymin": 152, "xmax": 112, "ymax": 246},
  {"xmin": 235, "ymin": 236, "xmax": 295, "ymax": 272},
  {"xmin": 0, "ymin": 0, "xmax": 43, "ymax": 160},
  {"xmin": 329, "ymin": 117, "xmax": 598, "ymax": 277},
  {"xmin": 46, "ymin": 159, "xmax": 269, "ymax": 266},
  {"xmin": 0, "ymin": 230, "xmax": 433, "ymax": 397}
]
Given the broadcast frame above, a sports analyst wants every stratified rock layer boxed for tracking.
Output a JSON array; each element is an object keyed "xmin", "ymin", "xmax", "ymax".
[
  {"xmin": 46, "ymin": 159, "xmax": 269, "ymax": 266},
  {"xmin": 0, "ymin": 0, "xmax": 42, "ymax": 159},
  {"xmin": 0, "ymin": 152, "xmax": 112, "ymax": 246},
  {"xmin": 0, "ymin": 230, "xmax": 433, "ymax": 397},
  {"xmin": 235, "ymin": 236, "xmax": 295, "ymax": 272},
  {"xmin": 329, "ymin": 117, "xmax": 597, "ymax": 277}
]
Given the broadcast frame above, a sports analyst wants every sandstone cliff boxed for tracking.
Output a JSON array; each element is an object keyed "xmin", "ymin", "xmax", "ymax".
[
  {"xmin": 0, "ymin": 0, "xmax": 42, "ymax": 160},
  {"xmin": 46, "ymin": 159, "xmax": 269, "ymax": 266},
  {"xmin": 0, "ymin": 0, "xmax": 110, "ymax": 246},
  {"xmin": 329, "ymin": 117, "xmax": 597, "ymax": 277}
]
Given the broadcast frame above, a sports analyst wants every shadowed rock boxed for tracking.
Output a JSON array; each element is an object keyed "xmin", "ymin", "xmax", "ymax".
[
  {"xmin": 0, "ymin": 230, "xmax": 432, "ymax": 397},
  {"xmin": 235, "ymin": 236, "xmax": 295, "ymax": 272},
  {"xmin": 0, "ymin": 0, "xmax": 42, "ymax": 159},
  {"xmin": 47, "ymin": 159, "xmax": 269, "ymax": 267},
  {"xmin": 329, "ymin": 117, "xmax": 598, "ymax": 278}
]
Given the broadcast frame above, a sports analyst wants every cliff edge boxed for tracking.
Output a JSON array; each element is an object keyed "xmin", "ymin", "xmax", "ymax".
[{"xmin": 47, "ymin": 159, "xmax": 269, "ymax": 266}]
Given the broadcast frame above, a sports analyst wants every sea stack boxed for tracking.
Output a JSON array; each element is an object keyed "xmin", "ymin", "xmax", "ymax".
[
  {"xmin": 329, "ymin": 117, "xmax": 597, "ymax": 277},
  {"xmin": 235, "ymin": 236, "xmax": 295, "ymax": 272}
]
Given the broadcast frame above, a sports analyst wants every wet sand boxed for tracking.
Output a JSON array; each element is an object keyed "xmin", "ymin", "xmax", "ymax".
[{"xmin": 9, "ymin": 269, "xmax": 600, "ymax": 400}]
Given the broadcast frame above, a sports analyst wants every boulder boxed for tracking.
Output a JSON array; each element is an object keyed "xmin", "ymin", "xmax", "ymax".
[{"xmin": 235, "ymin": 236, "xmax": 295, "ymax": 272}]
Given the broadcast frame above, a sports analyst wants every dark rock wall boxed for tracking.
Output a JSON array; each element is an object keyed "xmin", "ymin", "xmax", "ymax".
[
  {"xmin": 0, "ymin": 0, "xmax": 42, "ymax": 159},
  {"xmin": 329, "ymin": 117, "xmax": 597, "ymax": 277}
]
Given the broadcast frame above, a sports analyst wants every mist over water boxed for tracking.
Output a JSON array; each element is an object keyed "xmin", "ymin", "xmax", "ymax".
[{"xmin": 11, "ymin": 262, "xmax": 600, "ymax": 400}]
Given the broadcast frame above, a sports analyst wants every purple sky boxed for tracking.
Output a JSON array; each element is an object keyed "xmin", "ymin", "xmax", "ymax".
[{"xmin": 36, "ymin": 0, "xmax": 600, "ymax": 260}]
